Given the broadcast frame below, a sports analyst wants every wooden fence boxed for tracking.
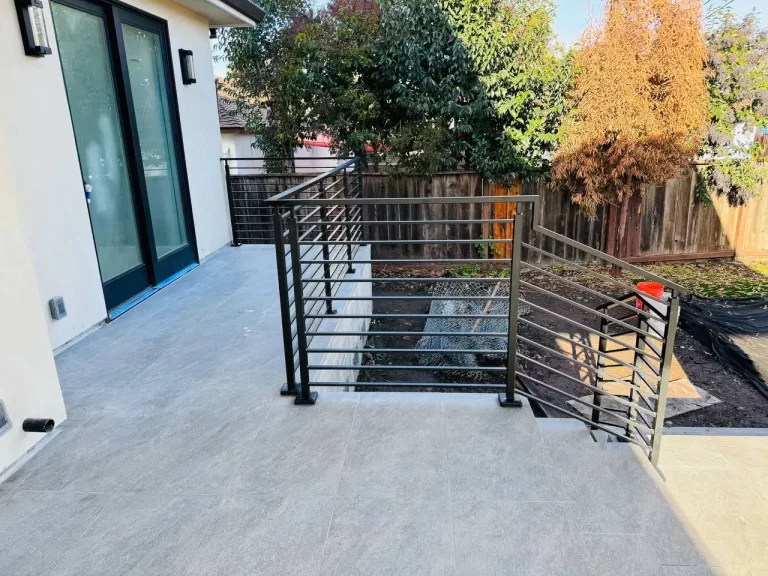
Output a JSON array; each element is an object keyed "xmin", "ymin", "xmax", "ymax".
[
  {"xmin": 230, "ymin": 169, "xmax": 767, "ymax": 263},
  {"xmin": 360, "ymin": 170, "xmax": 767, "ymax": 263}
]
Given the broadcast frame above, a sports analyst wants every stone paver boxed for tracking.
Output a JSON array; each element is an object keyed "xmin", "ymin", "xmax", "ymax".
[
  {"xmin": 0, "ymin": 246, "xmax": 715, "ymax": 575},
  {"xmin": 659, "ymin": 434, "xmax": 768, "ymax": 576}
]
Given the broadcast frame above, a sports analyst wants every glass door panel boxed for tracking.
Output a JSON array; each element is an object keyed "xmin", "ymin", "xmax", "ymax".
[
  {"xmin": 122, "ymin": 24, "xmax": 189, "ymax": 260},
  {"xmin": 52, "ymin": 2, "xmax": 147, "ymax": 287}
]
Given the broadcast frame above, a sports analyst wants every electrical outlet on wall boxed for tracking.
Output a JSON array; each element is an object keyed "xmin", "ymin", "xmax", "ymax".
[{"xmin": 49, "ymin": 297, "xmax": 67, "ymax": 320}]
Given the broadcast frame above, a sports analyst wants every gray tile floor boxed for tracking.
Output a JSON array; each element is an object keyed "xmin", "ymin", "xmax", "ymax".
[{"xmin": 0, "ymin": 246, "xmax": 716, "ymax": 575}]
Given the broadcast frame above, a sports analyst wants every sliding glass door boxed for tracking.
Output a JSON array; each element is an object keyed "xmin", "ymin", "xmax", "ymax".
[{"xmin": 51, "ymin": 0, "xmax": 196, "ymax": 311}]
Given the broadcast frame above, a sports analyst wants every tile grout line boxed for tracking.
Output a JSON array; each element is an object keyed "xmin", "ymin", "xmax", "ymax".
[
  {"xmin": 45, "ymin": 491, "xmax": 120, "ymax": 576},
  {"xmin": 316, "ymin": 393, "xmax": 360, "ymax": 576},
  {"xmin": 441, "ymin": 394, "xmax": 459, "ymax": 576},
  {"xmin": 179, "ymin": 495, "xmax": 227, "ymax": 576},
  {"xmin": 223, "ymin": 398, "xmax": 278, "ymax": 493}
]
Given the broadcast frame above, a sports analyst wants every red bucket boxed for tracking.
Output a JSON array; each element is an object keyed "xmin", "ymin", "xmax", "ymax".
[{"xmin": 636, "ymin": 281, "xmax": 664, "ymax": 309}]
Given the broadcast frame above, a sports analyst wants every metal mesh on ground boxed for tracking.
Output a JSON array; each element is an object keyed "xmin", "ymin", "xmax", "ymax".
[{"xmin": 416, "ymin": 281, "xmax": 530, "ymax": 372}]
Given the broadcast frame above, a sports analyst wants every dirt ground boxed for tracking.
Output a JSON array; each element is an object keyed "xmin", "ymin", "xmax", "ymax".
[{"xmin": 358, "ymin": 269, "xmax": 768, "ymax": 428}]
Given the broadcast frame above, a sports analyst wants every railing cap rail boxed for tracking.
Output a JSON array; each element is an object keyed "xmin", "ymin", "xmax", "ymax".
[{"xmin": 265, "ymin": 157, "xmax": 361, "ymax": 205}]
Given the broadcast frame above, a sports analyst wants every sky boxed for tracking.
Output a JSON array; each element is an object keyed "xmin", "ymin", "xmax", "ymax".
[{"xmin": 214, "ymin": 0, "xmax": 766, "ymax": 77}]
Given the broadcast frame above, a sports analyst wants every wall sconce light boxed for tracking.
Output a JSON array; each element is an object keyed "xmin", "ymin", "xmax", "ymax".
[
  {"xmin": 179, "ymin": 49, "xmax": 196, "ymax": 85},
  {"xmin": 15, "ymin": 0, "xmax": 52, "ymax": 57}
]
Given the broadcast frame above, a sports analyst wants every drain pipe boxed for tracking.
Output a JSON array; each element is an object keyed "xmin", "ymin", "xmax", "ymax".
[{"xmin": 22, "ymin": 419, "xmax": 55, "ymax": 433}]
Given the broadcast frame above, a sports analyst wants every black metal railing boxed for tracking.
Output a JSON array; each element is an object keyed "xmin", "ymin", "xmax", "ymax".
[
  {"xmin": 222, "ymin": 156, "xmax": 349, "ymax": 245},
  {"xmin": 266, "ymin": 157, "xmax": 363, "ymax": 401},
  {"xmin": 266, "ymin": 162, "xmax": 684, "ymax": 465}
]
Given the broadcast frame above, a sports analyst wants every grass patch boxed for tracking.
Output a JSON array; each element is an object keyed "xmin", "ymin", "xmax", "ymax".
[
  {"xmin": 443, "ymin": 260, "xmax": 768, "ymax": 298},
  {"xmin": 642, "ymin": 262, "xmax": 768, "ymax": 298}
]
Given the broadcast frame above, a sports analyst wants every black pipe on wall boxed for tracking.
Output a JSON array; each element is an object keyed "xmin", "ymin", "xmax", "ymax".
[{"xmin": 22, "ymin": 419, "xmax": 54, "ymax": 433}]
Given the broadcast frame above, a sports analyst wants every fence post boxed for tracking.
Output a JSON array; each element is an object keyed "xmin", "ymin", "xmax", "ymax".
[
  {"xmin": 318, "ymin": 178, "xmax": 337, "ymax": 315},
  {"xmin": 225, "ymin": 160, "xmax": 241, "ymax": 247},
  {"xmin": 499, "ymin": 210, "xmax": 523, "ymax": 408},
  {"xmin": 649, "ymin": 296, "xmax": 679, "ymax": 465},
  {"xmin": 273, "ymin": 207, "xmax": 297, "ymax": 396},
  {"xmin": 343, "ymin": 169, "xmax": 356, "ymax": 274},
  {"xmin": 288, "ymin": 212, "xmax": 316, "ymax": 405}
]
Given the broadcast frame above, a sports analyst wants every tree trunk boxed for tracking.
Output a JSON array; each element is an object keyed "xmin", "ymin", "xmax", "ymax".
[{"xmin": 611, "ymin": 194, "xmax": 631, "ymax": 276}]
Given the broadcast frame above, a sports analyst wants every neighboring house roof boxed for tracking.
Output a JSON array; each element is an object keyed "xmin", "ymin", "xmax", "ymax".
[{"xmin": 218, "ymin": 95, "xmax": 247, "ymax": 131}]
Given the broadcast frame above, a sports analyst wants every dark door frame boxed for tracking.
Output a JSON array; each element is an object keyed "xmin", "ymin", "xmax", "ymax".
[{"xmin": 51, "ymin": 0, "xmax": 198, "ymax": 311}]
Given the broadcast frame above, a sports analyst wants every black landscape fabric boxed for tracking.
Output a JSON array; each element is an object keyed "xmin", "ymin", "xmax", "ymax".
[{"xmin": 679, "ymin": 295, "xmax": 768, "ymax": 400}]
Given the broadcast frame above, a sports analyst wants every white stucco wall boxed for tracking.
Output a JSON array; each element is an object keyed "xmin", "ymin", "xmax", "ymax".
[
  {"xmin": 0, "ymin": 123, "xmax": 67, "ymax": 475},
  {"xmin": 1, "ymin": 0, "xmax": 232, "ymax": 350}
]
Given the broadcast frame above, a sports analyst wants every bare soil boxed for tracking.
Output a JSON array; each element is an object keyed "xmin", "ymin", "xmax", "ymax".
[{"xmin": 358, "ymin": 268, "xmax": 768, "ymax": 428}]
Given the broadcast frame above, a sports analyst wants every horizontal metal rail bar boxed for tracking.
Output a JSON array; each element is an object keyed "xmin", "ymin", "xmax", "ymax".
[
  {"xmin": 299, "ymin": 238, "xmax": 513, "ymax": 245},
  {"xmin": 530, "ymin": 222, "xmax": 688, "ymax": 294},
  {"xmin": 266, "ymin": 157, "xmax": 360, "ymax": 203},
  {"xmin": 307, "ymin": 348, "xmax": 507, "ymax": 354},
  {"xmin": 272, "ymin": 194, "xmax": 541, "ymax": 206},
  {"xmin": 304, "ymin": 313, "xmax": 508, "ymax": 320},
  {"xmin": 518, "ymin": 316, "xmax": 661, "ymax": 378},
  {"xmin": 304, "ymin": 295, "xmax": 508, "ymax": 301},
  {"xmin": 311, "ymin": 381, "xmax": 506, "ymax": 390},
  {"xmin": 312, "ymin": 218, "xmax": 517, "ymax": 226},
  {"xmin": 307, "ymin": 330, "xmax": 507, "ymax": 337},
  {"xmin": 520, "ymin": 281, "xmax": 664, "ymax": 342},
  {"xmin": 517, "ymin": 353, "xmax": 656, "ymax": 418},
  {"xmin": 515, "ymin": 371, "xmax": 654, "ymax": 434},
  {"xmin": 300, "ymin": 258, "xmax": 509, "ymax": 265},
  {"xmin": 521, "ymin": 262, "xmax": 656, "ymax": 320},
  {"xmin": 516, "ymin": 335, "xmax": 659, "ymax": 399},
  {"xmin": 309, "ymin": 364, "xmax": 506, "ymax": 372},
  {"xmin": 519, "ymin": 301, "xmax": 661, "ymax": 361},
  {"xmin": 521, "ymin": 242, "xmax": 669, "ymax": 306},
  {"xmin": 302, "ymin": 277, "xmax": 511, "ymax": 284}
]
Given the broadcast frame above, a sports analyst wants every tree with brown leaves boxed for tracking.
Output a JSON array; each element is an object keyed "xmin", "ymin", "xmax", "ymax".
[{"xmin": 551, "ymin": 0, "xmax": 709, "ymax": 259}]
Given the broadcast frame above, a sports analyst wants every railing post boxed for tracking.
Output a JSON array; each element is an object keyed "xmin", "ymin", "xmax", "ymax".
[
  {"xmin": 273, "ymin": 207, "xmax": 297, "ymax": 396},
  {"xmin": 649, "ymin": 296, "xmax": 679, "ymax": 465},
  {"xmin": 288, "ymin": 212, "xmax": 316, "ymax": 405},
  {"xmin": 499, "ymin": 210, "xmax": 523, "ymax": 408},
  {"xmin": 318, "ymin": 178, "xmax": 337, "ymax": 315},
  {"xmin": 342, "ymin": 169, "xmax": 356, "ymax": 274},
  {"xmin": 225, "ymin": 159, "xmax": 241, "ymax": 247}
]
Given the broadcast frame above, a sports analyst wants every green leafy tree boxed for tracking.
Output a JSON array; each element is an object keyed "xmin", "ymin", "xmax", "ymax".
[
  {"xmin": 219, "ymin": 0, "xmax": 571, "ymax": 179},
  {"xmin": 699, "ymin": 10, "xmax": 768, "ymax": 205},
  {"xmin": 374, "ymin": 0, "xmax": 494, "ymax": 174},
  {"xmin": 299, "ymin": 0, "xmax": 384, "ymax": 159},
  {"xmin": 440, "ymin": 0, "xmax": 572, "ymax": 181},
  {"xmin": 217, "ymin": 0, "xmax": 316, "ymax": 170}
]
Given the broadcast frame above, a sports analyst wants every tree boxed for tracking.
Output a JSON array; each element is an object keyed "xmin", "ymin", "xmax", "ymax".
[
  {"xmin": 440, "ymin": 0, "xmax": 572, "ymax": 181},
  {"xmin": 300, "ymin": 0, "xmax": 385, "ymax": 159},
  {"xmin": 698, "ymin": 9, "xmax": 768, "ymax": 205},
  {"xmin": 551, "ymin": 0, "xmax": 709, "ymax": 258},
  {"xmin": 374, "ymin": 0, "xmax": 494, "ymax": 174},
  {"xmin": 219, "ymin": 0, "xmax": 572, "ymax": 179},
  {"xmin": 217, "ymin": 0, "xmax": 316, "ymax": 169}
]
